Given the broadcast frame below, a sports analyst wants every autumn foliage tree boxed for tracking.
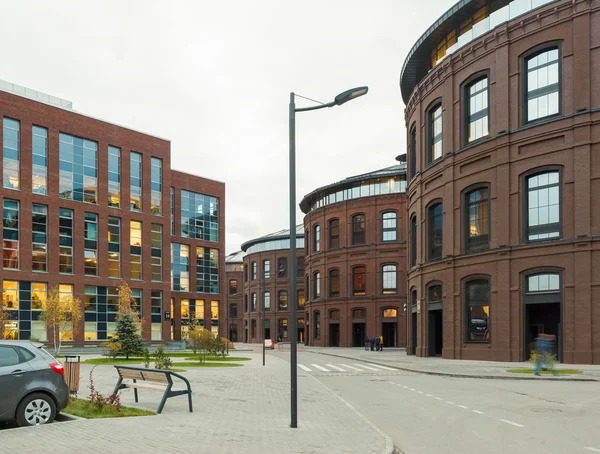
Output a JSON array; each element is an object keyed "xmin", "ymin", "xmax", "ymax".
[
  {"xmin": 115, "ymin": 282, "xmax": 144, "ymax": 359},
  {"xmin": 39, "ymin": 285, "xmax": 83, "ymax": 355}
]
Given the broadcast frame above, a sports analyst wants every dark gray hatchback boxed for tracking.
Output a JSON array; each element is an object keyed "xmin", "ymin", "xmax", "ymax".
[{"xmin": 0, "ymin": 341, "xmax": 69, "ymax": 427}]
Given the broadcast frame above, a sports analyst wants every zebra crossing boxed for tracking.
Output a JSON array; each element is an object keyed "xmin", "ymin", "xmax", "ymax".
[{"xmin": 297, "ymin": 362, "xmax": 397, "ymax": 374}]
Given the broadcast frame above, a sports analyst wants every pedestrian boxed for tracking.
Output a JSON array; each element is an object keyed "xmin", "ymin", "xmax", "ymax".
[
  {"xmin": 365, "ymin": 335, "xmax": 370, "ymax": 351},
  {"xmin": 533, "ymin": 333, "xmax": 557, "ymax": 376},
  {"xmin": 375, "ymin": 336, "xmax": 380, "ymax": 352},
  {"xmin": 370, "ymin": 336, "xmax": 375, "ymax": 351},
  {"xmin": 277, "ymin": 333, "xmax": 283, "ymax": 344},
  {"xmin": 379, "ymin": 335, "xmax": 384, "ymax": 352}
]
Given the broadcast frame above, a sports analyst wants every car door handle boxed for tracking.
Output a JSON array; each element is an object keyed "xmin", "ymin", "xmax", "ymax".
[{"xmin": 11, "ymin": 369, "xmax": 26, "ymax": 376}]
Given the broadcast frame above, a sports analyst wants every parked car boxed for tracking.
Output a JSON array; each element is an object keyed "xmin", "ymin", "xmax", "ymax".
[
  {"xmin": 0, "ymin": 341, "xmax": 69, "ymax": 427},
  {"xmin": 264, "ymin": 339, "xmax": 275, "ymax": 349}
]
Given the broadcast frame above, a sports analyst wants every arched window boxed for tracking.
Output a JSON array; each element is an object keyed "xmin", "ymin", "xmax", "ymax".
[
  {"xmin": 329, "ymin": 218, "xmax": 340, "ymax": 249},
  {"xmin": 278, "ymin": 291, "xmax": 288, "ymax": 310},
  {"xmin": 382, "ymin": 211, "xmax": 397, "ymax": 242},
  {"xmin": 410, "ymin": 215, "xmax": 417, "ymax": 267},
  {"xmin": 277, "ymin": 257, "xmax": 287, "ymax": 278},
  {"xmin": 263, "ymin": 260, "xmax": 271, "ymax": 279},
  {"xmin": 381, "ymin": 264, "xmax": 397, "ymax": 295},
  {"xmin": 353, "ymin": 266, "xmax": 366, "ymax": 296},
  {"xmin": 464, "ymin": 186, "xmax": 490, "ymax": 252},
  {"xmin": 329, "ymin": 268, "xmax": 340, "ymax": 297},
  {"xmin": 428, "ymin": 283, "xmax": 442, "ymax": 307},
  {"xmin": 313, "ymin": 271, "xmax": 321, "ymax": 299},
  {"xmin": 524, "ymin": 169, "xmax": 561, "ymax": 242},
  {"xmin": 427, "ymin": 202, "xmax": 443, "ymax": 260},
  {"xmin": 305, "ymin": 229, "xmax": 309, "ymax": 254},
  {"xmin": 251, "ymin": 261, "xmax": 257, "ymax": 280},
  {"xmin": 464, "ymin": 75, "xmax": 489, "ymax": 144},
  {"xmin": 313, "ymin": 311, "xmax": 321, "ymax": 340},
  {"xmin": 526, "ymin": 272, "xmax": 560, "ymax": 293},
  {"xmin": 382, "ymin": 308, "xmax": 397, "ymax": 318},
  {"xmin": 313, "ymin": 224, "xmax": 321, "ymax": 252},
  {"xmin": 427, "ymin": 102, "xmax": 443, "ymax": 164},
  {"xmin": 305, "ymin": 275, "xmax": 310, "ymax": 301},
  {"xmin": 352, "ymin": 214, "xmax": 366, "ymax": 245},
  {"xmin": 409, "ymin": 122, "xmax": 417, "ymax": 180},
  {"xmin": 352, "ymin": 308, "xmax": 366, "ymax": 319},
  {"xmin": 329, "ymin": 309, "xmax": 340, "ymax": 320},
  {"xmin": 464, "ymin": 278, "xmax": 490, "ymax": 343},
  {"xmin": 524, "ymin": 46, "xmax": 561, "ymax": 123}
]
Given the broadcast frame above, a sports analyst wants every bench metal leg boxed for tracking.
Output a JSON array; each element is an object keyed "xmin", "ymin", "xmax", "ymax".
[
  {"xmin": 133, "ymin": 378, "xmax": 138, "ymax": 403},
  {"xmin": 187, "ymin": 391, "xmax": 193, "ymax": 413},
  {"xmin": 157, "ymin": 383, "xmax": 172, "ymax": 414},
  {"xmin": 110, "ymin": 377, "xmax": 123, "ymax": 403}
]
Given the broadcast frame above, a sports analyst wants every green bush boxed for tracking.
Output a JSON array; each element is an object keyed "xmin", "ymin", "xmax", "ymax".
[{"xmin": 153, "ymin": 345, "xmax": 172, "ymax": 370}]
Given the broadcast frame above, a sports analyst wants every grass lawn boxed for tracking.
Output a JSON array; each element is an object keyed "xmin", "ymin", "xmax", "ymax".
[
  {"xmin": 506, "ymin": 368, "xmax": 583, "ymax": 375},
  {"xmin": 171, "ymin": 361, "xmax": 242, "ymax": 368},
  {"xmin": 63, "ymin": 398, "xmax": 155, "ymax": 419},
  {"xmin": 83, "ymin": 358, "xmax": 145, "ymax": 365},
  {"xmin": 183, "ymin": 355, "xmax": 251, "ymax": 362}
]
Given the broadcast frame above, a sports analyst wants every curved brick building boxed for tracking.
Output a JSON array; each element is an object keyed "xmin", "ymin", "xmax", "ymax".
[
  {"xmin": 402, "ymin": 0, "xmax": 600, "ymax": 363},
  {"xmin": 225, "ymin": 250, "xmax": 244, "ymax": 342},
  {"xmin": 240, "ymin": 226, "xmax": 305, "ymax": 344},
  {"xmin": 301, "ymin": 164, "xmax": 408, "ymax": 348}
]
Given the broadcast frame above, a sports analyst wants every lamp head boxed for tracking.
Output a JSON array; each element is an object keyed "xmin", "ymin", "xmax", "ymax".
[{"xmin": 334, "ymin": 86, "xmax": 368, "ymax": 106}]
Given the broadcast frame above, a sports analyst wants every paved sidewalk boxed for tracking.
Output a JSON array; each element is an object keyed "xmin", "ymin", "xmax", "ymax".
[
  {"xmin": 0, "ymin": 351, "xmax": 391, "ymax": 454},
  {"xmin": 306, "ymin": 347, "xmax": 600, "ymax": 381}
]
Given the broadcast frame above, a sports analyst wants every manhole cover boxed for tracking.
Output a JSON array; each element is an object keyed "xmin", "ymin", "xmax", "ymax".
[{"xmin": 530, "ymin": 408, "xmax": 562, "ymax": 413}]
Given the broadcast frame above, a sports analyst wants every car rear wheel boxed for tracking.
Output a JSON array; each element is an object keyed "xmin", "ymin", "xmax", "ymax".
[{"xmin": 16, "ymin": 393, "xmax": 56, "ymax": 427}]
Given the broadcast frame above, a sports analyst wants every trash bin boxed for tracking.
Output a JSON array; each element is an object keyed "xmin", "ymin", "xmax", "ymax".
[{"xmin": 63, "ymin": 355, "xmax": 81, "ymax": 396}]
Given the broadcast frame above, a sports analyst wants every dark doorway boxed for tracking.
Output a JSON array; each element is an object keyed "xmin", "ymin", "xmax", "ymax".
[
  {"xmin": 298, "ymin": 327, "xmax": 304, "ymax": 344},
  {"xmin": 305, "ymin": 326, "xmax": 309, "ymax": 346},
  {"xmin": 428, "ymin": 310, "xmax": 443, "ymax": 356},
  {"xmin": 230, "ymin": 326, "xmax": 238, "ymax": 342},
  {"xmin": 244, "ymin": 328, "xmax": 248, "ymax": 343},
  {"xmin": 525, "ymin": 303, "xmax": 561, "ymax": 361},
  {"xmin": 264, "ymin": 324, "xmax": 271, "ymax": 341},
  {"xmin": 411, "ymin": 313, "xmax": 417, "ymax": 355},
  {"xmin": 382, "ymin": 323, "xmax": 397, "ymax": 347},
  {"xmin": 329, "ymin": 324, "xmax": 340, "ymax": 347},
  {"xmin": 352, "ymin": 323, "xmax": 366, "ymax": 347}
]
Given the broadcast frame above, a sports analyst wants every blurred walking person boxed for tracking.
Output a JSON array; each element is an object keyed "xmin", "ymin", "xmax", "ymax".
[
  {"xmin": 365, "ymin": 335, "xmax": 370, "ymax": 351},
  {"xmin": 379, "ymin": 335, "xmax": 384, "ymax": 352},
  {"xmin": 533, "ymin": 333, "xmax": 557, "ymax": 376}
]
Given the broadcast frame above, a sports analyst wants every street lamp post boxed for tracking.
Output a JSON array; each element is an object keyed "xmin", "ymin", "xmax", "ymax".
[
  {"xmin": 288, "ymin": 86, "xmax": 368, "ymax": 429},
  {"xmin": 262, "ymin": 277, "xmax": 266, "ymax": 366}
]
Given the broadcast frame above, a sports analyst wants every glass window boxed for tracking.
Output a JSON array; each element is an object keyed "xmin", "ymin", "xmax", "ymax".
[
  {"xmin": 229, "ymin": 280, "xmax": 238, "ymax": 295},
  {"xmin": 526, "ymin": 171, "xmax": 561, "ymax": 241},
  {"xmin": 181, "ymin": 190, "xmax": 219, "ymax": 242},
  {"xmin": 525, "ymin": 47, "xmax": 560, "ymax": 122},
  {"xmin": 252, "ymin": 293, "xmax": 257, "ymax": 312},
  {"xmin": 353, "ymin": 266, "xmax": 366, "ymax": 296},
  {"xmin": 151, "ymin": 157, "xmax": 162, "ymax": 215},
  {"xmin": 313, "ymin": 311, "xmax": 320, "ymax": 340},
  {"xmin": 297, "ymin": 290, "xmax": 304, "ymax": 310},
  {"xmin": 59, "ymin": 133, "xmax": 97, "ymax": 203},
  {"xmin": 108, "ymin": 146, "xmax": 120, "ymax": 208},
  {"xmin": 278, "ymin": 291, "xmax": 288, "ymax": 310},
  {"xmin": 313, "ymin": 225, "xmax": 320, "ymax": 252},
  {"xmin": 328, "ymin": 218, "xmax": 340, "ymax": 249},
  {"xmin": 305, "ymin": 229, "xmax": 309, "ymax": 254},
  {"xmin": 352, "ymin": 214, "xmax": 366, "ymax": 245},
  {"xmin": 59, "ymin": 208, "xmax": 73, "ymax": 274},
  {"xmin": 297, "ymin": 256, "xmax": 304, "ymax": 278},
  {"xmin": 353, "ymin": 308, "xmax": 366, "ymax": 318},
  {"xmin": 151, "ymin": 291, "xmax": 162, "ymax": 341},
  {"xmin": 170, "ymin": 187, "xmax": 175, "ymax": 235},
  {"xmin": 230, "ymin": 304, "xmax": 238, "ymax": 318},
  {"xmin": 465, "ymin": 279, "xmax": 490, "ymax": 342},
  {"xmin": 465, "ymin": 187, "xmax": 490, "ymax": 252},
  {"xmin": 31, "ymin": 204, "xmax": 47, "ymax": 272},
  {"xmin": 151, "ymin": 224, "xmax": 162, "ymax": 282},
  {"xmin": 410, "ymin": 215, "xmax": 417, "ymax": 268},
  {"xmin": 428, "ymin": 284, "xmax": 442, "ymax": 304},
  {"xmin": 196, "ymin": 247, "xmax": 219, "ymax": 294},
  {"xmin": 383, "ymin": 308, "xmax": 397, "ymax": 317},
  {"xmin": 264, "ymin": 292, "xmax": 271, "ymax": 311},
  {"xmin": 3, "ymin": 200, "xmax": 19, "ymax": 270},
  {"xmin": 527, "ymin": 273, "xmax": 560, "ymax": 293},
  {"xmin": 171, "ymin": 243, "xmax": 190, "ymax": 291},
  {"xmin": 32, "ymin": 126, "xmax": 47, "ymax": 195},
  {"xmin": 466, "ymin": 76, "xmax": 489, "ymax": 142},
  {"xmin": 428, "ymin": 203, "xmax": 443, "ymax": 261},
  {"xmin": 84, "ymin": 213, "xmax": 98, "ymax": 276},
  {"xmin": 130, "ymin": 152, "xmax": 142, "ymax": 211},
  {"xmin": 211, "ymin": 301, "xmax": 219, "ymax": 335},
  {"xmin": 329, "ymin": 309, "xmax": 340, "ymax": 319},
  {"xmin": 0, "ymin": 346, "xmax": 21, "ymax": 367},
  {"xmin": 409, "ymin": 123, "xmax": 417, "ymax": 180},
  {"xmin": 313, "ymin": 272, "xmax": 320, "ymax": 299},
  {"xmin": 3, "ymin": 118, "xmax": 20, "ymax": 190},
  {"xmin": 277, "ymin": 257, "xmax": 287, "ymax": 278},
  {"xmin": 263, "ymin": 260, "xmax": 270, "ymax": 279},
  {"xmin": 382, "ymin": 264, "xmax": 397, "ymax": 295},
  {"xmin": 329, "ymin": 269, "xmax": 340, "ymax": 297},
  {"xmin": 278, "ymin": 319, "xmax": 288, "ymax": 339},
  {"xmin": 382, "ymin": 211, "xmax": 397, "ymax": 242},
  {"xmin": 130, "ymin": 220, "xmax": 142, "ymax": 280},
  {"xmin": 429, "ymin": 104, "xmax": 443, "ymax": 163},
  {"xmin": 251, "ymin": 261, "xmax": 257, "ymax": 280},
  {"xmin": 108, "ymin": 217, "xmax": 120, "ymax": 278}
]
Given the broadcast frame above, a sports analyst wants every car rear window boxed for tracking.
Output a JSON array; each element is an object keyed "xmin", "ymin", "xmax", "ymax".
[
  {"xmin": 37, "ymin": 347, "xmax": 59, "ymax": 362},
  {"xmin": 0, "ymin": 346, "xmax": 22, "ymax": 367},
  {"xmin": 17, "ymin": 347, "xmax": 36, "ymax": 362}
]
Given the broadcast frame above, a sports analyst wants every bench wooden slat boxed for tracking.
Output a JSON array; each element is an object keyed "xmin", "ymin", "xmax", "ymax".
[
  {"xmin": 140, "ymin": 371, "xmax": 170, "ymax": 383},
  {"xmin": 122, "ymin": 383, "xmax": 167, "ymax": 391},
  {"xmin": 119, "ymin": 369, "xmax": 145, "ymax": 380}
]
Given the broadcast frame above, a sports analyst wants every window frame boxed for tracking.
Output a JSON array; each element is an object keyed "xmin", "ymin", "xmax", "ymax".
[
  {"xmin": 329, "ymin": 268, "xmax": 340, "ymax": 298},
  {"xmin": 351, "ymin": 214, "xmax": 366, "ymax": 245},
  {"xmin": 381, "ymin": 210, "xmax": 398, "ymax": 242},
  {"xmin": 522, "ymin": 42, "xmax": 562, "ymax": 125},
  {"xmin": 522, "ymin": 167, "xmax": 562, "ymax": 243},
  {"xmin": 462, "ymin": 71, "xmax": 490, "ymax": 146},
  {"xmin": 427, "ymin": 201, "xmax": 443, "ymax": 261},
  {"xmin": 313, "ymin": 271, "xmax": 321, "ymax": 300},
  {"xmin": 263, "ymin": 260, "xmax": 271, "ymax": 279},
  {"xmin": 313, "ymin": 224, "xmax": 320, "ymax": 252},
  {"xmin": 251, "ymin": 261, "xmax": 257, "ymax": 280},
  {"xmin": 409, "ymin": 214, "xmax": 417, "ymax": 268},
  {"xmin": 328, "ymin": 218, "xmax": 340, "ymax": 249},
  {"xmin": 352, "ymin": 265, "xmax": 367, "ymax": 296},
  {"xmin": 381, "ymin": 263, "xmax": 398, "ymax": 295},
  {"xmin": 462, "ymin": 184, "xmax": 491, "ymax": 253},
  {"xmin": 426, "ymin": 99, "xmax": 443, "ymax": 166},
  {"xmin": 409, "ymin": 122, "xmax": 417, "ymax": 181},
  {"xmin": 426, "ymin": 281, "xmax": 443, "ymax": 311},
  {"xmin": 463, "ymin": 276, "xmax": 491, "ymax": 343}
]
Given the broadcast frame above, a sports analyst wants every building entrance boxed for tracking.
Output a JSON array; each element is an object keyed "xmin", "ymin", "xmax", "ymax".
[
  {"xmin": 428, "ymin": 309, "xmax": 443, "ymax": 356},
  {"xmin": 525, "ymin": 302, "xmax": 561, "ymax": 361},
  {"xmin": 411, "ymin": 313, "xmax": 417, "ymax": 355},
  {"xmin": 329, "ymin": 324, "xmax": 340, "ymax": 347},
  {"xmin": 382, "ymin": 322, "xmax": 396, "ymax": 347},
  {"xmin": 298, "ymin": 327, "xmax": 304, "ymax": 344},
  {"xmin": 352, "ymin": 323, "xmax": 365, "ymax": 347}
]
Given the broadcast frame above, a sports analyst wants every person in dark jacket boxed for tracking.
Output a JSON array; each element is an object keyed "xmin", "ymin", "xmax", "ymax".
[
  {"xmin": 365, "ymin": 335, "xmax": 370, "ymax": 351},
  {"xmin": 370, "ymin": 336, "xmax": 375, "ymax": 351},
  {"xmin": 533, "ymin": 334, "xmax": 557, "ymax": 375}
]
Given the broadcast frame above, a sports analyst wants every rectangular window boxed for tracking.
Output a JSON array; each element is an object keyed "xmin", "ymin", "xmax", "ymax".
[
  {"xmin": 32, "ymin": 204, "xmax": 48, "ymax": 272},
  {"xmin": 297, "ymin": 256, "xmax": 304, "ymax": 278},
  {"xmin": 313, "ymin": 225, "xmax": 320, "ymax": 252},
  {"xmin": 196, "ymin": 247, "xmax": 219, "ymax": 293},
  {"xmin": 382, "ymin": 212, "xmax": 397, "ymax": 242},
  {"xmin": 151, "ymin": 291, "xmax": 162, "ymax": 341},
  {"xmin": 409, "ymin": 124, "xmax": 416, "ymax": 180},
  {"xmin": 313, "ymin": 312, "xmax": 320, "ymax": 340},
  {"xmin": 428, "ymin": 203, "xmax": 443, "ymax": 261},
  {"xmin": 170, "ymin": 187, "xmax": 175, "ymax": 235},
  {"xmin": 59, "ymin": 284, "xmax": 75, "ymax": 341},
  {"xmin": 251, "ymin": 319, "xmax": 257, "ymax": 338},
  {"xmin": 466, "ymin": 77, "xmax": 489, "ymax": 142},
  {"xmin": 151, "ymin": 224, "xmax": 162, "ymax": 282},
  {"xmin": 313, "ymin": 272, "xmax": 321, "ymax": 299},
  {"xmin": 130, "ymin": 152, "xmax": 142, "ymax": 211},
  {"xmin": 329, "ymin": 269, "xmax": 340, "ymax": 297},
  {"xmin": 3, "ymin": 200, "xmax": 19, "ymax": 270},
  {"xmin": 465, "ymin": 279, "xmax": 490, "ymax": 342},
  {"xmin": 278, "ymin": 319, "xmax": 288, "ymax": 339},
  {"xmin": 329, "ymin": 219, "xmax": 340, "ymax": 249},
  {"xmin": 108, "ymin": 216, "xmax": 121, "ymax": 278},
  {"xmin": 108, "ymin": 146, "xmax": 121, "ymax": 208},
  {"xmin": 252, "ymin": 293, "xmax": 257, "ymax": 312},
  {"xmin": 263, "ymin": 260, "xmax": 270, "ymax": 279},
  {"xmin": 171, "ymin": 243, "xmax": 190, "ymax": 291},
  {"xmin": 181, "ymin": 189, "xmax": 219, "ymax": 242},
  {"xmin": 83, "ymin": 286, "xmax": 98, "ymax": 340},
  {"xmin": 59, "ymin": 133, "xmax": 97, "ymax": 203},
  {"xmin": 107, "ymin": 287, "xmax": 119, "ymax": 313},
  {"xmin": 151, "ymin": 157, "xmax": 162, "ymax": 215},
  {"xmin": 59, "ymin": 208, "xmax": 73, "ymax": 273},
  {"xmin": 525, "ymin": 48, "xmax": 560, "ymax": 122},
  {"xmin": 429, "ymin": 105, "xmax": 443, "ymax": 163},
  {"xmin": 3, "ymin": 118, "xmax": 20, "ymax": 190},
  {"xmin": 297, "ymin": 290, "xmax": 305, "ymax": 310},
  {"xmin": 230, "ymin": 304, "xmax": 238, "ymax": 318},
  {"xmin": 353, "ymin": 266, "xmax": 366, "ymax": 296},
  {"xmin": 229, "ymin": 279, "xmax": 238, "ymax": 295},
  {"xmin": 32, "ymin": 126, "xmax": 48, "ymax": 195},
  {"xmin": 251, "ymin": 261, "xmax": 257, "ymax": 280},
  {"xmin": 352, "ymin": 214, "xmax": 366, "ymax": 245},
  {"xmin": 211, "ymin": 301, "xmax": 219, "ymax": 335},
  {"xmin": 410, "ymin": 215, "xmax": 417, "ymax": 267},
  {"xmin": 84, "ymin": 213, "xmax": 98, "ymax": 276},
  {"xmin": 278, "ymin": 291, "xmax": 288, "ymax": 310},
  {"xmin": 264, "ymin": 292, "xmax": 271, "ymax": 311},
  {"xmin": 382, "ymin": 264, "xmax": 397, "ymax": 295},
  {"xmin": 277, "ymin": 258, "xmax": 287, "ymax": 278},
  {"xmin": 465, "ymin": 187, "xmax": 490, "ymax": 251},
  {"xmin": 130, "ymin": 220, "xmax": 142, "ymax": 280},
  {"xmin": 2, "ymin": 281, "xmax": 19, "ymax": 339},
  {"xmin": 526, "ymin": 171, "xmax": 561, "ymax": 241}
]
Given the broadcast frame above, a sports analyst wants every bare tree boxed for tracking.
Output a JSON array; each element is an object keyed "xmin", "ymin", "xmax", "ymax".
[{"xmin": 38, "ymin": 285, "xmax": 83, "ymax": 355}]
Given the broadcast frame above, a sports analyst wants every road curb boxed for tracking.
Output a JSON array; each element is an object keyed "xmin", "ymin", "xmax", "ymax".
[{"xmin": 310, "ymin": 350, "xmax": 599, "ymax": 382}]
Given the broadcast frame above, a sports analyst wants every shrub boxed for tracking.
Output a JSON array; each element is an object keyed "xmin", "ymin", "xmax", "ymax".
[
  {"xmin": 101, "ymin": 341, "xmax": 122, "ymax": 359},
  {"xmin": 154, "ymin": 345, "xmax": 172, "ymax": 370},
  {"xmin": 88, "ymin": 366, "xmax": 121, "ymax": 412},
  {"xmin": 188, "ymin": 328, "xmax": 202, "ymax": 355},
  {"xmin": 143, "ymin": 347, "xmax": 151, "ymax": 368}
]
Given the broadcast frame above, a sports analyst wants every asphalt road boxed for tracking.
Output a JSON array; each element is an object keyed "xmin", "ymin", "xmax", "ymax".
[{"xmin": 291, "ymin": 350, "xmax": 600, "ymax": 454}]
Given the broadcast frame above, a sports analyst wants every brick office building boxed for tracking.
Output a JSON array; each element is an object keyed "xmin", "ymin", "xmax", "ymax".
[
  {"xmin": 0, "ymin": 80, "xmax": 225, "ymax": 344},
  {"xmin": 402, "ymin": 0, "xmax": 600, "ymax": 363},
  {"xmin": 301, "ymin": 164, "xmax": 408, "ymax": 348},
  {"xmin": 240, "ymin": 227, "xmax": 305, "ymax": 344},
  {"xmin": 225, "ymin": 250, "xmax": 244, "ymax": 342}
]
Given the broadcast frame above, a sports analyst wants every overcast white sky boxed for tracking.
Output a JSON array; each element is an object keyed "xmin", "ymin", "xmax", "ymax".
[{"xmin": 2, "ymin": 0, "xmax": 454, "ymax": 254}]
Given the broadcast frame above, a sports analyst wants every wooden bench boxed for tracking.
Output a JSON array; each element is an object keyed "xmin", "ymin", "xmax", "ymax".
[{"xmin": 111, "ymin": 366, "xmax": 193, "ymax": 414}]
